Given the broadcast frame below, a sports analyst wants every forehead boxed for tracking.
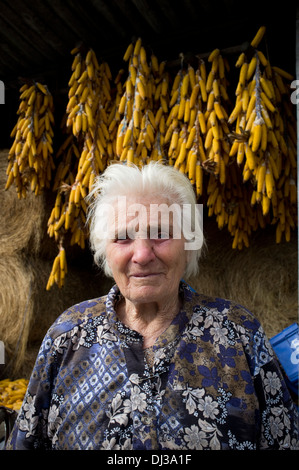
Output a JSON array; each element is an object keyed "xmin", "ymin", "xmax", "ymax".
[
  {"xmin": 113, "ymin": 196, "xmax": 175, "ymax": 223},
  {"xmin": 105, "ymin": 195, "xmax": 182, "ymax": 240}
]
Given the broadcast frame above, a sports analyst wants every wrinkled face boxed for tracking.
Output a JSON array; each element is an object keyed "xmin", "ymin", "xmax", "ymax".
[{"xmin": 105, "ymin": 195, "xmax": 187, "ymax": 305}]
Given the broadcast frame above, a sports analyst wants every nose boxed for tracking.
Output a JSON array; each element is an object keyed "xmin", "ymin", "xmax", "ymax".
[{"xmin": 131, "ymin": 238, "xmax": 156, "ymax": 265}]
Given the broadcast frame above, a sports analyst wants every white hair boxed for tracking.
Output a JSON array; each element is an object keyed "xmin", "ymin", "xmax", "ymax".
[{"xmin": 86, "ymin": 162, "xmax": 204, "ymax": 279}]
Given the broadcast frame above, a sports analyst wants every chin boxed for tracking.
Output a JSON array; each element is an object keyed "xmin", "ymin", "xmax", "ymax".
[{"xmin": 128, "ymin": 284, "xmax": 164, "ymax": 303}]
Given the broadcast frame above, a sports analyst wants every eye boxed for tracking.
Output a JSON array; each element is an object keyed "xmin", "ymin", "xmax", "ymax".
[
  {"xmin": 152, "ymin": 228, "xmax": 172, "ymax": 241},
  {"xmin": 114, "ymin": 231, "xmax": 131, "ymax": 243},
  {"xmin": 157, "ymin": 230, "xmax": 169, "ymax": 239}
]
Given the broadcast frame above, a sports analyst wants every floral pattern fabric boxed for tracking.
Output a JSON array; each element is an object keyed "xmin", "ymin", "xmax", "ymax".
[{"xmin": 6, "ymin": 282, "xmax": 299, "ymax": 450}]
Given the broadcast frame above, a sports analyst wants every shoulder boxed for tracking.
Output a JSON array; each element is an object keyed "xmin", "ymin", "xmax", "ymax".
[
  {"xmin": 183, "ymin": 282, "xmax": 259, "ymax": 331},
  {"xmin": 183, "ymin": 282, "xmax": 274, "ymax": 373},
  {"xmin": 47, "ymin": 295, "xmax": 108, "ymax": 340},
  {"xmin": 182, "ymin": 282, "xmax": 266, "ymax": 351}
]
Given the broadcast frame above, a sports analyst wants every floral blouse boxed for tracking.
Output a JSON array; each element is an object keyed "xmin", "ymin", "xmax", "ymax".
[{"xmin": 6, "ymin": 282, "xmax": 299, "ymax": 450}]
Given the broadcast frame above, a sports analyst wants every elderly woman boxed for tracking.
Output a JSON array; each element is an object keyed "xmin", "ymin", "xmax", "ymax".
[{"xmin": 6, "ymin": 162, "xmax": 298, "ymax": 450}]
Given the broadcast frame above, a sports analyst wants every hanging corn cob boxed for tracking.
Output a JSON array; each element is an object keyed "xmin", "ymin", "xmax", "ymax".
[
  {"xmin": 46, "ymin": 130, "xmax": 82, "ymax": 289},
  {"xmin": 165, "ymin": 57, "xmax": 191, "ymax": 170},
  {"xmin": 46, "ymin": 244, "xmax": 67, "ymax": 290},
  {"xmin": 202, "ymin": 48, "xmax": 231, "ymax": 185},
  {"xmin": 163, "ymin": 55, "xmax": 209, "ymax": 196},
  {"xmin": 47, "ymin": 130, "xmax": 81, "ymax": 242},
  {"xmin": 5, "ymin": 81, "xmax": 55, "ymax": 198},
  {"xmin": 116, "ymin": 38, "xmax": 168, "ymax": 166},
  {"xmin": 202, "ymin": 47, "xmax": 242, "ymax": 241},
  {"xmin": 0, "ymin": 378, "xmax": 29, "ymax": 411},
  {"xmin": 46, "ymin": 47, "xmax": 113, "ymax": 289},
  {"xmin": 266, "ymin": 66, "xmax": 297, "ymax": 243},
  {"xmin": 185, "ymin": 60, "xmax": 207, "ymax": 196},
  {"xmin": 228, "ymin": 26, "xmax": 297, "ymax": 245}
]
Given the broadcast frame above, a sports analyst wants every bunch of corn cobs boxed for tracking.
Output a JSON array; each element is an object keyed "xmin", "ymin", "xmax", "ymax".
[
  {"xmin": 0, "ymin": 378, "xmax": 29, "ymax": 411},
  {"xmin": 5, "ymin": 27, "xmax": 297, "ymax": 289}
]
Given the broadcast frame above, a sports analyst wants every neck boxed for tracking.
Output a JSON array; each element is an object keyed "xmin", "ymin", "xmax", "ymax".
[{"xmin": 116, "ymin": 296, "xmax": 181, "ymax": 348}]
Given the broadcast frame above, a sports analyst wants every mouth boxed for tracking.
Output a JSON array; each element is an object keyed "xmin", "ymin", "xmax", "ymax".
[{"xmin": 130, "ymin": 273, "xmax": 162, "ymax": 278}]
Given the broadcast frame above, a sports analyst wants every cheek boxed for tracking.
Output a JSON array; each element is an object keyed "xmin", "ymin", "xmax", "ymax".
[
  {"xmin": 105, "ymin": 245, "xmax": 119, "ymax": 272},
  {"xmin": 156, "ymin": 240, "xmax": 187, "ymax": 269},
  {"xmin": 106, "ymin": 244, "xmax": 131, "ymax": 272}
]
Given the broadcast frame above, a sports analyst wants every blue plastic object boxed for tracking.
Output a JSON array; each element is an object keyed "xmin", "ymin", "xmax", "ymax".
[{"xmin": 270, "ymin": 323, "xmax": 299, "ymax": 396}]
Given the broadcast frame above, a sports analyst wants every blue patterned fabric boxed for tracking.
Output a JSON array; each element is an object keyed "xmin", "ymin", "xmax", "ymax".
[{"xmin": 6, "ymin": 282, "xmax": 299, "ymax": 450}]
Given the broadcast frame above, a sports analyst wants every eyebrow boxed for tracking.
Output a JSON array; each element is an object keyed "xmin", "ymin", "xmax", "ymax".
[{"xmin": 113, "ymin": 222, "xmax": 175, "ymax": 240}]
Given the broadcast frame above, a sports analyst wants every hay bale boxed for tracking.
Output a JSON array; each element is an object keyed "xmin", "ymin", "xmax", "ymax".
[
  {"xmin": 190, "ymin": 219, "xmax": 298, "ymax": 339},
  {"xmin": 0, "ymin": 149, "xmax": 47, "ymax": 256},
  {"xmin": 0, "ymin": 254, "xmax": 35, "ymax": 376},
  {"xmin": 0, "ymin": 254, "xmax": 112, "ymax": 379}
]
